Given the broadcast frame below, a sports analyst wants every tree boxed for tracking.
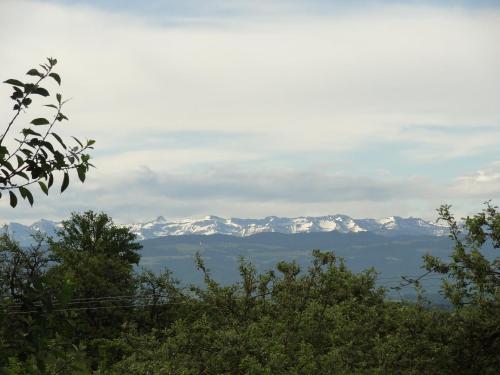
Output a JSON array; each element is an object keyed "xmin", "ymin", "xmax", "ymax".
[
  {"xmin": 47, "ymin": 211, "xmax": 142, "ymax": 368},
  {"xmin": 422, "ymin": 203, "xmax": 500, "ymax": 373},
  {"xmin": 1, "ymin": 57, "xmax": 95, "ymax": 207},
  {"xmin": 48, "ymin": 211, "xmax": 141, "ymax": 318},
  {"xmin": 96, "ymin": 251, "xmax": 457, "ymax": 374},
  {"xmin": 0, "ymin": 232, "xmax": 51, "ymax": 362},
  {"xmin": 1, "ymin": 207, "xmax": 499, "ymax": 373},
  {"xmin": 424, "ymin": 202, "xmax": 499, "ymax": 308},
  {"xmin": 0, "ymin": 231, "xmax": 87, "ymax": 373},
  {"xmin": 0, "ymin": 211, "xmax": 143, "ymax": 373}
]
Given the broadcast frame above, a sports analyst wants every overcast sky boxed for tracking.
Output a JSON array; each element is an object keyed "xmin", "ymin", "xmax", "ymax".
[{"xmin": 0, "ymin": 0, "xmax": 499, "ymax": 224}]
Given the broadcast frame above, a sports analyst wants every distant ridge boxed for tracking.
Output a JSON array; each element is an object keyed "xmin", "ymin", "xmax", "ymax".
[
  {"xmin": 127, "ymin": 214, "xmax": 448, "ymax": 240},
  {"xmin": 1, "ymin": 214, "xmax": 448, "ymax": 246}
]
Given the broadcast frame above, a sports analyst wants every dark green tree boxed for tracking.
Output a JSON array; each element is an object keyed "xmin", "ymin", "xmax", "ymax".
[
  {"xmin": 1, "ymin": 205, "xmax": 499, "ymax": 373},
  {"xmin": 48, "ymin": 212, "xmax": 141, "ymax": 323},
  {"xmin": 422, "ymin": 203, "xmax": 500, "ymax": 373},
  {"xmin": 0, "ymin": 231, "xmax": 88, "ymax": 373},
  {"xmin": 97, "ymin": 251, "xmax": 456, "ymax": 374},
  {"xmin": 0, "ymin": 232, "xmax": 51, "ymax": 364},
  {"xmin": 425, "ymin": 202, "xmax": 499, "ymax": 308},
  {"xmin": 46, "ymin": 211, "xmax": 142, "ymax": 369}
]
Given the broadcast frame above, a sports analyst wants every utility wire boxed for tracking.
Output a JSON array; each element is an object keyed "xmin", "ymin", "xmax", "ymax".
[
  {"xmin": 1, "ymin": 274, "xmax": 450, "ymax": 313},
  {"xmin": 2, "ymin": 276, "xmax": 447, "ymax": 306},
  {"xmin": 3, "ymin": 292, "xmax": 179, "ymax": 306},
  {"xmin": 3, "ymin": 300, "xmax": 189, "ymax": 315}
]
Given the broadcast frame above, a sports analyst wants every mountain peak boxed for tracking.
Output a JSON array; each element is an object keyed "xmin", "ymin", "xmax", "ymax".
[
  {"xmin": 127, "ymin": 214, "xmax": 448, "ymax": 240},
  {"xmin": 204, "ymin": 215, "xmax": 223, "ymax": 220},
  {"xmin": 3, "ymin": 214, "xmax": 449, "ymax": 245}
]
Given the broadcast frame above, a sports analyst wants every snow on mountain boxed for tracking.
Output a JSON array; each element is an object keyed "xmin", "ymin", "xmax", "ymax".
[
  {"xmin": 0, "ymin": 214, "xmax": 448, "ymax": 245},
  {"xmin": 1, "ymin": 219, "xmax": 60, "ymax": 246},
  {"xmin": 356, "ymin": 216, "xmax": 448, "ymax": 237},
  {"xmin": 126, "ymin": 214, "xmax": 448, "ymax": 240}
]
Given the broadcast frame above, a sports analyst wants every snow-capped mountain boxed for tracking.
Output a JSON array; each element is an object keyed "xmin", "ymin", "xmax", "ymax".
[
  {"xmin": 0, "ymin": 214, "xmax": 448, "ymax": 246},
  {"xmin": 125, "ymin": 214, "xmax": 448, "ymax": 240},
  {"xmin": 0, "ymin": 219, "xmax": 60, "ymax": 246}
]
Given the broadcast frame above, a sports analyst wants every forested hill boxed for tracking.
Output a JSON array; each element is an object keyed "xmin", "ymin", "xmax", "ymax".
[
  {"xmin": 139, "ymin": 231, "xmax": 458, "ymax": 290},
  {"xmin": 1, "ymin": 210, "xmax": 499, "ymax": 373}
]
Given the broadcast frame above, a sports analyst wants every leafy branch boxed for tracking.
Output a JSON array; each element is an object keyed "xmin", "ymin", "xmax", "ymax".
[{"xmin": 1, "ymin": 58, "xmax": 95, "ymax": 207}]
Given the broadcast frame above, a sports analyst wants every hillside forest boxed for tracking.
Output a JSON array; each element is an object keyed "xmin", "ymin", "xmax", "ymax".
[{"xmin": 0, "ymin": 205, "xmax": 499, "ymax": 374}]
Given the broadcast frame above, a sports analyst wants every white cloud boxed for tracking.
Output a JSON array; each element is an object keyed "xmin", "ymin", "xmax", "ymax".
[
  {"xmin": 0, "ymin": 159, "xmax": 498, "ymax": 224},
  {"xmin": 453, "ymin": 161, "xmax": 500, "ymax": 197},
  {"xmin": 0, "ymin": 0, "xmax": 499, "ymax": 222}
]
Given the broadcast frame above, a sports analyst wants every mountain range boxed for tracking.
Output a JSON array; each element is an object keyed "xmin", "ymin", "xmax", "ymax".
[
  {"xmin": 1, "ymin": 214, "xmax": 448, "ymax": 246},
  {"xmin": 128, "ymin": 214, "xmax": 448, "ymax": 239}
]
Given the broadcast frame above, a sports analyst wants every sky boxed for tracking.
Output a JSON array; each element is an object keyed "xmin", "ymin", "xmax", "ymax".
[{"xmin": 0, "ymin": 0, "xmax": 499, "ymax": 224}]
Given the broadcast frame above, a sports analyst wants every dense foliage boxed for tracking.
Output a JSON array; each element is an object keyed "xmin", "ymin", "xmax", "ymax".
[{"xmin": 0, "ymin": 206, "xmax": 498, "ymax": 374}]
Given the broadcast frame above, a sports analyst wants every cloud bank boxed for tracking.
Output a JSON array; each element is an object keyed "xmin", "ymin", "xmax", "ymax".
[{"xmin": 0, "ymin": 0, "xmax": 499, "ymax": 223}]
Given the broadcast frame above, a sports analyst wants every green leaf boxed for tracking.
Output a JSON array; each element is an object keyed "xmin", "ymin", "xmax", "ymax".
[
  {"xmin": 61, "ymin": 172, "xmax": 69, "ymax": 192},
  {"xmin": 33, "ymin": 87, "xmax": 49, "ymax": 97},
  {"xmin": 87, "ymin": 139, "xmax": 96, "ymax": 147},
  {"xmin": 26, "ymin": 69, "xmax": 42, "ymax": 77},
  {"xmin": 23, "ymin": 83, "xmax": 36, "ymax": 93},
  {"xmin": 57, "ymin": 113, "xmax": 69, "ymax": 122},
  {"xmin": 54, "ymin": 151, "xmax": 65, "ymax": 167},
  {"xmin": 3, "ymin": 79, "xmax": 24, "ymax": 87},
  {"xmin": 2, "ymin": 160, "xmax": 14, "ymax": 172},
  {"xmin": 32, "ymin": 167, "xmax": 42, "ymax": 179},
  {"xmin": 19, "ymin": 187, "xmax": 34, "ymax": 206},
  {"xmin": 11, "ymin": 91, "xmax": 23, "ymax": 100},
  {"xmin": 31, "ymin": 118, "xmax": 50, "ymax": 126},
  {"xmin": 20, "ymin": 149, "xmax": 33, "ymax": 157},
  {"xmin": 9, "ymin": 191, "xmax": 17, "ymax": 207},
  {"xmin": 72, "ymin": 137, "xmax": 83, "ymax": 148},
  {"xmin": 0, "ymin": 146, "xmax": 9, "ymax": 159},
  {"xmin": 41, "ymin": 141, "xmax": 55, "ymax": 154},
  {"xmin": 77, "ymin": 165, "xmax": 86, "ymax": 182},
  {"xmin": 56, "ymin": 93, "xmax": 62, "ymax": 103},
  {"xmin": 17, "ymin": 171, "xmax": 29, "ymax": 180},
  {"xmin": 49, "ymin": 72, "xmax": 61, "ymax": 85},
  {"xmin": 38, "ymin": 181, "xmax": 49, "ymax": 195},
  {"xmin": 16, "ymin": 155, "xmax": 24, "ymax": 168},
  {"xmin": 22, "ymin": 128, "xmax": 42, "ymax": 137},
  {"xmin": 48, "ymin": 173, "xmax": 54, "ymax": 188},
  {"xmin": 44, "ymin": 104, "xmax": 58, "ymax": 109},
  {"xmin": 50, "ymin": 133, "xmax": 67, "ymax": 149}
]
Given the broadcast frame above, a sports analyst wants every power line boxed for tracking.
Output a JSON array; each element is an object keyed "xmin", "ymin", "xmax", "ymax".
[
  {"xmin": 2, "ymin": 276, "xmax": 449, "ymax": 307},
  {"xmin": 1, "ymin": 274, "xmax": 451, "ymax": 314},
  {"xmin": 2, "ymin": 292, "xmax": 179, "ymax": 306},
  {"xmin": 3, "ymin": 300, "xmax": 188, "ymax": 315},
  {"xmin": 376, "ymin": 276, "xmax": 444, "ymax": 281}
]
